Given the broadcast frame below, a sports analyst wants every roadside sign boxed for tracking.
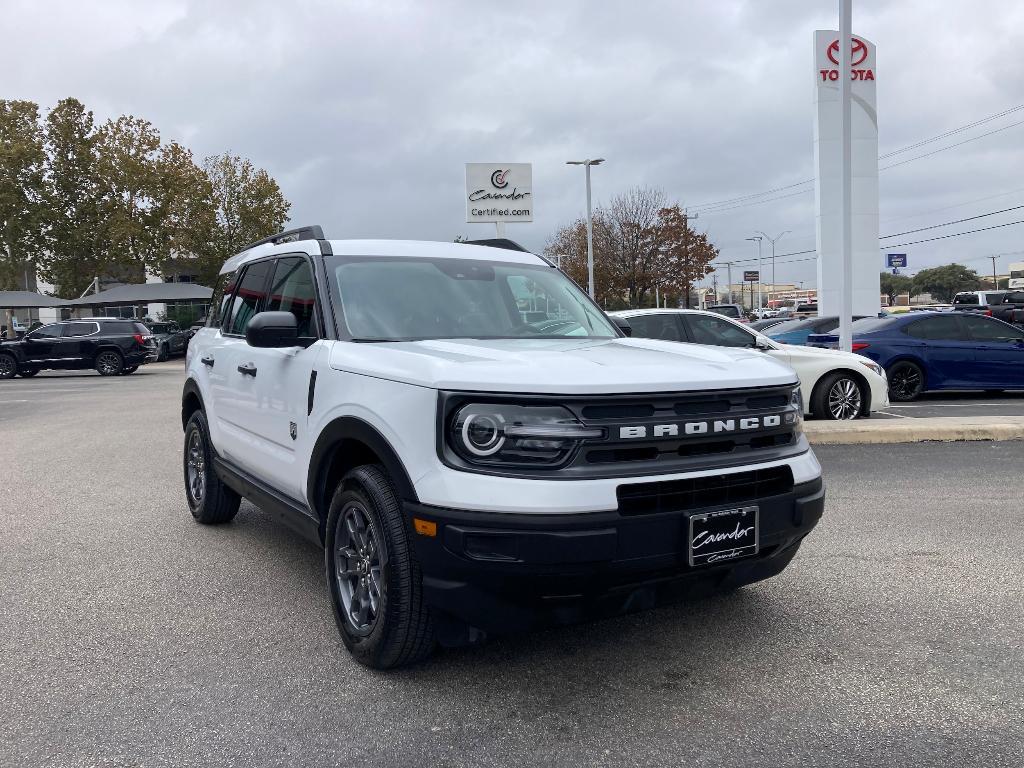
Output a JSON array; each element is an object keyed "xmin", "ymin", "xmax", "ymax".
[
  {"xmin": 743, "ymin": 270, "xmax": 760, "ymax": 282},
  {"xmin": 465, "ymin": 163, "xmax": 533, "ymax": 223},
  {"xmin": 886, "ymin": 253, "xmax": 907, "ymax": 268}
]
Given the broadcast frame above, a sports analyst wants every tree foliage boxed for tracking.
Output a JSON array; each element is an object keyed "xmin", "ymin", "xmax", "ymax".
[
  {"xmin": 911, "ymin": 264, "xmax": 982, "ymax": 303},
  {"xmin": 879, "ymin": 271, "xmax": 913, "ymax": 304},
  {"xmin": 0, "ymin": 98, "xmax": 291, "ymax": 298},
  {"xmin": 544, "ymin": 187, "xmax": 717, "ymax": 309}
]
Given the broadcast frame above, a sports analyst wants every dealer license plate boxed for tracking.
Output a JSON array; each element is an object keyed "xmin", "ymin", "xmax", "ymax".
[{"xmin": 688, "ymin": 506, "xmax": 759, "ymax": 567}]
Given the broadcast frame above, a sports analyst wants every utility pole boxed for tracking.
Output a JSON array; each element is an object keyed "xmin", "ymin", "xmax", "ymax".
[
  {"xmin": 719, "ymin": 262, "xmax": 734, "ymax": 304},
  {"xmin": 746, "ymin": 235, "xmax": 764, "ymax": 312},
  {"xmin": 990, "ymin": 256, "xmax": 999, "ymax": 289}
]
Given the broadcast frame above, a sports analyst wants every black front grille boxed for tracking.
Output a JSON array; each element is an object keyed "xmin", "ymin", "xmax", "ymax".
[{"xmin": 616, "ymin": 465, "xmax": 795, "ymax": 516}]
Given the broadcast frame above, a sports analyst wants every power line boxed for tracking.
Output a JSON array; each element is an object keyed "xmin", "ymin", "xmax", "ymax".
[
  {"xmin": 879, "ymin": 204, "xmax": 1024, "ymax": 239},
  {"xmin": 880, "ymin": 218, "xmax": 1024, "ymax": 250},
  {"xmin": 878, "ymin": 104, "xmax": 1024, "ymax": 158},
  {"xmin": 880, "ymin": 186, "xmax": 1024, "ymax": 224},
  {"xmin": 878, "ymin": 118, "xmax": 1024, "ymax": 171}
]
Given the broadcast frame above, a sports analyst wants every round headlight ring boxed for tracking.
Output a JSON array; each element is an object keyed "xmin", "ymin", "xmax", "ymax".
[{"xmin": 461, "ymin": 413, "xmax": 506, "ymax": 456}]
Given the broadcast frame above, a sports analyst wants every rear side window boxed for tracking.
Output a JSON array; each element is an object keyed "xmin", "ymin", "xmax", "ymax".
[
  {"xmin": 226, "ymin": 261, "xmax": 273, "ymax": 335},
  {"xmin": 961, "ymin": 315, "xmax": 1024, "ymax": 342},
  {"xmin": 952, "ymin": 294, "xmax": 978, "ymax": 305},
  {"xmin": 102, "ymin": 321, "xmax": 138, "ymax": 335},
  {"xmin": 625, "ymin": 314, "xmax": 683, "ymax": 342},
  {"xmin": 905, "ymin": 316, "xmax": 967, "ymax": 341},
  {"xmin": 1007, "ymin": 292, "xmax": 1024, "ymax": 303},
  {"xmin": 62, "ymin": 322, "xmax": 98, "ymax": 337},
  {"xmin": 209, "ymin": 270, "xmax": 237, "ymax": 328},
  {"xmin": 266, "ymin": 257, "xmax": 319, "ymax": 338},
  {"xmin": 133, "ymin": 323, "xmax": 150, "ymax": 335}
]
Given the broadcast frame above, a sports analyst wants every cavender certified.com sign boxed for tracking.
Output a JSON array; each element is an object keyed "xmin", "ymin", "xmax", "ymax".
[{"xmin": 465, "ymin": 163, "xmax": 533, "ymax": 223}]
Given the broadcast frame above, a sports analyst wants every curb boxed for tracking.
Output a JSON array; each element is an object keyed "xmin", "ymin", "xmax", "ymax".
[{"xmin": 804, "ymin": 416, "xmax": 1024, "ymax": 445}]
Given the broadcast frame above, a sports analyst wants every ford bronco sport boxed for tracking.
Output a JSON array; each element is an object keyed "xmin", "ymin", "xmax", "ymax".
[{"xmin": 182, "ymin": 226, "xmax": 824, "ymax": 669}]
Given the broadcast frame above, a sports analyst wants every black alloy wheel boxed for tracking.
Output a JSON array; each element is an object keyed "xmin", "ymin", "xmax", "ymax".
[
  {"xmin": 0, "ymin": 355, "xmax": 16, "ymax": 379},
  {"xmin": 333, "ymin": 500, "xmax": 385, "ymax": 635},
  {"xmin": 182, "ymin": 410, "xmax": 239, "ymax": 524},
  {"xmin": 95, "ymin": 350, "xmax": 124, "ymax": 376},
  {"xmin": 887, "ymin": 361, "xmax": 924, "ymax": 402}
]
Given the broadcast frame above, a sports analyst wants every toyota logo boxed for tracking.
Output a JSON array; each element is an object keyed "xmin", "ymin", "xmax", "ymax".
[
  {"xmin": 827, "ymin": 37, "xmax": 868, "ymax": 66},
  {"xmin": 490, "ymin": 169, "xmax": 510, "ymax": 189}
]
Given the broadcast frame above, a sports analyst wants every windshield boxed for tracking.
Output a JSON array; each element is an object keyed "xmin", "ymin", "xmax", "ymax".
[{"xmin": 327, "ymin": 256, "xmax": 618, "ymax": 341}]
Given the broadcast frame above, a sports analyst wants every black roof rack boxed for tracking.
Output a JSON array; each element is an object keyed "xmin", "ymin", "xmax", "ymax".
[
  {"xmin": 242, "ymin": 225, "xmax": 325, "ymax": 251},
  {"xmin": 462, "ymin": 238, "xmax": 530, "ymax": 252}
]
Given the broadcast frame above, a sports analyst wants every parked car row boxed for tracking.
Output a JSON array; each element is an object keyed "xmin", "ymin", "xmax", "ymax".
[{"xmin": 0, "ymin": 319, "xmax": 158, "ymax": 378}]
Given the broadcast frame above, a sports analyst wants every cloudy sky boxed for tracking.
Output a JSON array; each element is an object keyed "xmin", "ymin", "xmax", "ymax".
[{"xmin": 5, "ymin": 0, "xmax": 1024, "ymax": 288}]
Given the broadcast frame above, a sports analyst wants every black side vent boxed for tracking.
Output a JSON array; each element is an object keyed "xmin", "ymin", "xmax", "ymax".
[{"xmin": 616, "ymin": 465, "xmax": 795, "ymax": 516}]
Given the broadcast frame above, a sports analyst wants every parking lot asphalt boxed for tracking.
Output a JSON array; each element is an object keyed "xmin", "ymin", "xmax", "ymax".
[
  {"xmin": 874, "ymin": 390, "xmax": 1024, "ymax": 420},
  {"xmin": 2, "ymin": 361, "xmax": 1023, "ymax": 767}
]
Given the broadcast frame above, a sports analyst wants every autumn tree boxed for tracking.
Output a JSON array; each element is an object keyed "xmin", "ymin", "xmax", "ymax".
[
  {"xmin": 201, "ymin": 153, "xmax": 290, "ymax": 285},
  {"xmin": 544, "ymin": 215, "xmax": 623, "ymax": 306},
  {"xmin": 0, "ymin": 100, "xmax": 48, "ymax": 335},
  {"xmin": 656, "ymin": 205, "xmax": 718, "ymax": 307}
]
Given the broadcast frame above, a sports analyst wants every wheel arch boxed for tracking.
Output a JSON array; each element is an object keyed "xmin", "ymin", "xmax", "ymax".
[
  {"xmin": 181, "ymin": 378, "xmax": 205, "ymax": 431},
  {"xmin": 808, "ymin": 366, "xmax": 873, "ymax": 417},
  {"xmin": 883, "ymin": 355, "xmax": 929, "ymax": 389},
  {"xmin": 308, "ymin": 417, "xmax": 419, "ymax": 531}
]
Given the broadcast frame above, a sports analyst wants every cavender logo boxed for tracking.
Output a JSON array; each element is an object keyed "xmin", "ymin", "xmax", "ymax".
[{"xmin": 490, "ymin": 169, "xmax": 510, "ymax": 189}]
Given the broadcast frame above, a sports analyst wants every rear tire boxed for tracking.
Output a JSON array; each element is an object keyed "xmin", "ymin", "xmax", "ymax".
[
  {"xmin": 812, "ymin": 372, "xmax": 864, "ymax": 420},
  {"xmin": 325, "ymin": 465, "xmax": 435, "ymax": 669},
  {"xmin": 157, "ymin": 343, "xmax": 169, "ymax": 363},
  {"xmin": 183, "ymin": 410, "xmax": 240, "ymax": 525},
  {"xmin": 0, "ymin": 355, "xmax": 15, "ymax": 379},
  {"xmin": 95, "ymin": 350, "xmax": 124, "ymax": 376},
  {"xmin": 120, "ymin": 366, "xmax": 139, "ymax": 375},
  {"xmin": 887, "ymin": 361, "xmax": 924, "ymax": 402},
  {"xmin": 17, "ymin": 369, "xmax": 39, "ymax": 377}
]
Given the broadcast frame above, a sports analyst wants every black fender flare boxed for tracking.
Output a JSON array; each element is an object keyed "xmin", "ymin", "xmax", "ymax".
[
  {"xmin": 307, "ymin": 417, "xmax": 419, "ymax": 520},
  {"xmin": 181, "ymin": 378, "xmax": 205, "ymax": 430}
]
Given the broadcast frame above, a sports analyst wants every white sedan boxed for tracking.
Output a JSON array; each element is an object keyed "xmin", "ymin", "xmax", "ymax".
[{"xmin": 612, "ymin": 308, "xmax": 889, "ymax": 420}]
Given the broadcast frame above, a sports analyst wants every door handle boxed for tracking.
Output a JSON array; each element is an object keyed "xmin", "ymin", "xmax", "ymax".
[
  {"xmin": 200, "ymin": 356, "xmax": 215, "ymax": 367},
  {"xmin": 237, "ymin": 363, "xmax": 258, "ymax": 377}
]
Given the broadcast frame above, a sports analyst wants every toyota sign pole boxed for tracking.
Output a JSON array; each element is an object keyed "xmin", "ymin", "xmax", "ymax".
[{"xmin": 838, "ymin": 0, "xmax": 854, "ymax": 352}]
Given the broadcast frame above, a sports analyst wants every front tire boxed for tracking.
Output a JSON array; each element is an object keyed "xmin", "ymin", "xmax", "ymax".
[
  {"xmin": 95, "ymin": 350, "xmax": 124, "ymax": 376},
  {"xmin": 0, "ymin": 355, "xmax": 16, "ymax": 379},
  {"xmin": 813, "ymin": 372, "xmax": 864, "ymax": 420},
  {"xmin": 183, "ymin": 410, "xmax": 240, "ymax": 524},
  {"xmin": 325, "ymin": 465, "xmax": 435, "ymax": 669},
  {"xmin": 887, "ymin": 361, "xmax": 924, "ymax": 402},
  {"xmin": 120, "ymin": 366, "xmax": 139, "ymax": 375}
]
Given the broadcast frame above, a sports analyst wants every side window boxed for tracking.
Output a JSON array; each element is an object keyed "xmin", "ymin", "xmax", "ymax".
[
  {"xmin": 685, "ymin": 314, "xmax": 755, "ymax": 348},
  {"xmin": 61, "ymin": 322, "xmax": 98, "ymax": 337},
  {"xmin": 906, "ymin": 316, "xmax": 967, "ymax": 341},
  {"xmin": 266, "ymin": 257, "xmax": 319, "ymax": 338},
  {"xmin": 209, "ymin": 270, "xmax": 237, "ymax": 329},
  {"xmin": 625, "ymin": 314, "xmax": 683, "ymax": 342},
  {"xmin": 27, "ymin": 324, "xmax": 62, "ymax": 339},
  {"xmin": 961, "ymin": 315, "xmax": 1024, "ymax": 342},
  {"xmin": 226, "ymin": 261, "xmax": 273, "ymax": 335}
]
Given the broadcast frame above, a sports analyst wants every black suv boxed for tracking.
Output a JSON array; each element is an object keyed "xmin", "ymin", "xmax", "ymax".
[
  {"xmin": 0, "ymin": 319, "xmax": 156, "ymax": 378},
  {"xmin": 145, "ymin": 321, "xmax": 191, "ymax": 361}
]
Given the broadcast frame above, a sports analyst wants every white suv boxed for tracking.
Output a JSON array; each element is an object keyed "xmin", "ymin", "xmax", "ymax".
[{"xmin": 182, "ymin": 226, "xmax": 824, "ymax": 668}]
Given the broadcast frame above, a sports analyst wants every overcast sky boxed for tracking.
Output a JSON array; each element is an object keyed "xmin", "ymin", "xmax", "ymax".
[{"xmin": 5, "ymin": 0, "xmax": 1024, "ymax": 288}]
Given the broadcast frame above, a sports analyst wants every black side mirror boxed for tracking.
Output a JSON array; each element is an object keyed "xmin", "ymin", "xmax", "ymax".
[
  {"xmin": 610, "ymin": 315, "xmax": 632, "ymax": 337},
  {"xmin": 245, "ymin": 311, "xmax": 300, "ymax": 348}
]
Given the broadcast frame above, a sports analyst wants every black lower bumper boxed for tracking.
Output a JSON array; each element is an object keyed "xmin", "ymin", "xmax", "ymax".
[{"xmin": 406, "ymin": 478, "xmax": 824, "ymax": 644}]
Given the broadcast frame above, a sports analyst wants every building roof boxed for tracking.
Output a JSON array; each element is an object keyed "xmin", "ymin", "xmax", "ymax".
[
  {"xmin": 0, "ymin": 291, "xmax": 71, "ymax": 308},
  {"xmin": 67, "ymin": 282, "xmax": 213, "ymax": 306}
]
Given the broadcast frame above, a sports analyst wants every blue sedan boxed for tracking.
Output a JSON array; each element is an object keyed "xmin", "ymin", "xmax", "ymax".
[{"xmin": 806, "ymin": 312, "xmax": 1024, "ymax": 400}]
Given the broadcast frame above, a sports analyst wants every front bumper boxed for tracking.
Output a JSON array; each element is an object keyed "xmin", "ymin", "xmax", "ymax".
[{"xmin": 406, "ymin": 477, "xmax": 825, "ymax": 644}]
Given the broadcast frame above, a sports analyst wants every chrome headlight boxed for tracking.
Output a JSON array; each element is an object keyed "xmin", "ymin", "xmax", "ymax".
[
  {"xmin": 860, "ymin": 360, "xmax": 884, "ymax": 377},
  {"xmin": 788, "ymin": 386, "xmax": 804, "ymax": 436},
  {"xmin": 449, "ymin": 404, "xmax": 603, "ymax": 467}
]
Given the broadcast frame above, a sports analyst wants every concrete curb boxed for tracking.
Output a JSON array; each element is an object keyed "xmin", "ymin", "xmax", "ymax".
[{"xmin": 804, "ymin": 416, "xmax": 1024, "ymax": 445}]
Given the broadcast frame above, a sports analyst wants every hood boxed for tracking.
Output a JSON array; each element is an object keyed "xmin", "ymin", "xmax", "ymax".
[
  {"xmin": 328, "ymin": 337, "xmax": 797, "ymax": 394},
  {"xmin": 775, "ymin": 342, "xmax": 872, "ymax": 368}
]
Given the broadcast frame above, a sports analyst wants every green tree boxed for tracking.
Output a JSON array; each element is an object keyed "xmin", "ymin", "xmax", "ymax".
[
  {"xmin": 152, "ymin": 141, "xmax": 215, "ymax": 275},
  {"xmin": 911, "ymin": 264, "xmax": 982, "ymax": 303},
  {"xmin": 879, "ymin": 271, "xmax": 913, "ymax": 305},
  {"xmin": 40, "ymin": 97, "xmax": 104, "ymax": 297},
  {"xmin": 201, "ymin": 152, "xmax": 290, "ymax": 285},
  {"xmin": 0, "ymin": 100, "xmax": 48, "ymax": 335}
]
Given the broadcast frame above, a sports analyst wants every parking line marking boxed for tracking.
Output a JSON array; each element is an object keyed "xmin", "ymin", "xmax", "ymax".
[
  {"xmin": 0, "ymin": 399, "xmax": 30, "ymax": 404},
  {"xmin": 887, "ymin": 403, "xmax": 1010, "ymax": 408},
  {"xmin": 878, "ymin": 410, "xmax": 911, "ymax": 418}
]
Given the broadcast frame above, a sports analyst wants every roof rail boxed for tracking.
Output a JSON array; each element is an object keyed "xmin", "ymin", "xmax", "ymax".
[
  {"xmin": 462, "ymin": 238, "xmax": 529, "ymax": 252},
  {"xmin": 242, "ymin": 225, "xmax": 325, "ymax": 251}
]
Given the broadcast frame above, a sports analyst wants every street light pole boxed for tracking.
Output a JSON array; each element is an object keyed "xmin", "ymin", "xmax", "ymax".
[
  {"xmin": 746, "ymin": 236, "xmax": 764, "ymax": 312},
  {"xmin": 756, "ymin": 230, "xmax": 791, "ymax": 305},
  {"xmin": 566, "ymin": 159, "xmax": 605, "ymax": 298}
]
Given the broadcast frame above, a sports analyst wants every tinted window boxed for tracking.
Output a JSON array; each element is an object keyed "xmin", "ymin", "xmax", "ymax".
[
  {"xmin": 707, "ymin": 305, "xmax": 741, "ymax": 319},
  {"xmin": 61, "ymin": 322, "xmax": 98, "ymax": 337},
  {"xmin": 1006, "ymin": 292, "xmax": 1024, "ymax": 304},
  {"xmin": 850, "ymin": 317, "xmax": 900, "ymax": 334},
  {"xmin": 99, "ymin": 321, "xmax": 138, "ymax": 335},
  {"xmin": 686, "ymin": 314, "xmax": 756, "ymax": 347},
  {"xmin": 266, "ymin": 257, "xmax": 318, "ymax": 338},
  {"xmin": 27, "ymin": 324, "xmax": 62, "ymax": 339},
  {"xmin": 624, "ymin": 314, "xmax": 683, "ymax": 342},
  {"xmin": 226, "ymin": 261, "xmax": 273, "ymax": 335},
  {"xmin": 906, "ymin": 316, "xmax": 967, "ymax": 341},
  {"xmin": 210, "ymin": 270, "xmax": 237, "ymax": 329},
  {"xmin": 983, "ymin": 293, "xmax": 1005, "ymax": 305},
  {"xmin": 952, "ymin": 294, "xmax": 978, "ymax": 305},
  {"xmin": 961, "ymin": 315, "xmax": 1024, "ymax": 342}
]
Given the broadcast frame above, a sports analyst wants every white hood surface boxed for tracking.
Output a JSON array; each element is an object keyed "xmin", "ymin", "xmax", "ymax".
[{"xmin": 328, "ymin": 337, "xmax": 798, "ymax": 394}]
